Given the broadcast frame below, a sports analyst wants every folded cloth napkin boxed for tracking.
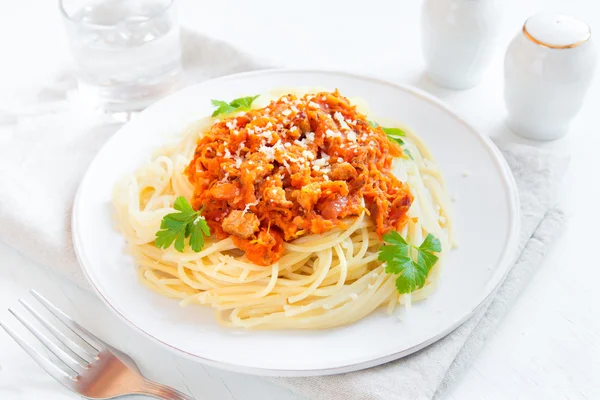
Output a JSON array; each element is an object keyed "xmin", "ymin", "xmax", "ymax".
[
  {"xmin": 0, "ymin": 29, "xmax": 567, "ymax": 400},
  {"xmin": 272, "ymin": 147, "xmax": 567, "ymax": 400}
]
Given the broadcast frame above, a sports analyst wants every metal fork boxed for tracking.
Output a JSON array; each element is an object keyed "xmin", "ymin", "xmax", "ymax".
[{"xmin": 0, "ymin": 290, "xmax": 193, "ymax": 400}]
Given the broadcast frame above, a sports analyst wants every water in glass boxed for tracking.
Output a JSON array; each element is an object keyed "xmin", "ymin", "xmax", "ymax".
[{"xmin": 62, "ymin": 0, "xmax": 182, "ymax": 112}]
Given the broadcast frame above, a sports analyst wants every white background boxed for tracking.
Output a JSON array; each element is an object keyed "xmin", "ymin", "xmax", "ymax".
[{"xmin": 1, "ymin": 0, "xmax": 599, "ymax": 399}]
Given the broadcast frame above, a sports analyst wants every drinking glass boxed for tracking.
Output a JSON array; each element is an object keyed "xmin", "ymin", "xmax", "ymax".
[{"xmin": 60, "ymin": 0, "xmax": 183, "ymax": 113}]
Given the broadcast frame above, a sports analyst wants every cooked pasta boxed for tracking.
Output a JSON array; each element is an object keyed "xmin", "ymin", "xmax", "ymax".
[{"xmin": 112, "ymin": 89, "xmax": 454, "ymax": 329}]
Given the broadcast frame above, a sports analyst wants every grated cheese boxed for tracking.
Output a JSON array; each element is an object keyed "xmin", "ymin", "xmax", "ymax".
[
  {"xmin": 258, "ymin": 145, "xmax": 275, "ymax": 161},
  {"xmin": 334, "ymin": 112, "xmax": 351, "ymax": 131},
  {"xmin": 325, "ymin": 129, "xmax": 341, "ymax": 139},
  {"xmin": 302, "ymin": 150, "xmax": 315, "ymax": 160},
  {"xmin": 260, "ymin": 130, "xmax": 274, "ymax": 142},
  {"xmin": 313, "ymin": 155, "xmax": 330, "ymax": 169}
]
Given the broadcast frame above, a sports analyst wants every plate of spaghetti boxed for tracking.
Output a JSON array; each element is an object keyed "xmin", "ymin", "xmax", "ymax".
[{"xmin": 73, "ymin": 70, "xmax": 519, "ymax": 376}]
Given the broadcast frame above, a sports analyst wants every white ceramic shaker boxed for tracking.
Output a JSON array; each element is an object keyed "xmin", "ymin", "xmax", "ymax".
[
  {"xmin": 504, "ymin": 14, "xmax": 596, "ymax": 141},
  {"xmin": 421, "ymin": 0, "xmax": 501, "ymax": 89}
]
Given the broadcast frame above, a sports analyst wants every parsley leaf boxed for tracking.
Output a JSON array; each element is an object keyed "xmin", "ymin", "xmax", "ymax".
[
  {"xmin": 155, "ymin": 196, "xmax": 211, "ymax": 253},
  {"xmin": 211, "ymin": 100, "xmax": 238, "ymax": 117},
  {"xmin": 381, "ymin": 127, "xmax": 405, "ymax": 137},
  {"xmin": 211, "ymin": 95, "xmax": 259, "ymax": 117},
  {"xmin": 174, "ymin": 195, "xmax": 195, "ymax": 213},
  {"xmin": 378, "ymin": 231, "xmax": 441, "ymax": 294},
  {"xmin": 419, "ymin": 233, "xmax": 442, "ymax": 252},
  {"xmin": 368, "ymin": 120, "xmax": 406, "ymax": 145},
  {"xmin": 382, "ymin": 127, "xmax": 406, "ymax": 145},
  {"xmin": 230, "ymin": 96, "xmax": 259, "ymax": 109}
]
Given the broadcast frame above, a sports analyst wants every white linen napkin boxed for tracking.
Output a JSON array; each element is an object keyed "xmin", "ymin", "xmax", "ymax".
[
  {"xmin": 272, "ymin": 147, "xmax": 568, "ymax": 400},
  {"xmin": 0, "ymin": 29, "xmax": 567, "ymax": 400}
]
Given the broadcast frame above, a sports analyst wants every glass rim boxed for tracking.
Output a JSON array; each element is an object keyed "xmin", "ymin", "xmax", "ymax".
[{"xmin": 58, "ymin": 0, "xmax": 176, "ymax": 27}]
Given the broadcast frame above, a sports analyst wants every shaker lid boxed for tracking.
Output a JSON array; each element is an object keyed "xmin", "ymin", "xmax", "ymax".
[{"xmin": 524, "ymin": 13, "xmax": 591, "ymax": 49}]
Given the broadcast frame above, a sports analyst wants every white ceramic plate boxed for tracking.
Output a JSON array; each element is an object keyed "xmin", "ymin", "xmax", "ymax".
[{"xmin": 73, "ymin": 69, "xmax": 520, "ymax": 376}]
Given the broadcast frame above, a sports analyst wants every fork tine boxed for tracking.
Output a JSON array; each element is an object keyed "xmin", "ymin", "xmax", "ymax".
[
  {"xmin": 9, "ymin": 308, "xmax": 88, "ymax": 375},
  {"xmin": 0, "ymin": 320, "xmax": 76, "ymax": 389},
  {"xmin": 31, "ymin": 290, "xmax": 110, "ymax": 353},
  {"xmin": 19, "ymin": 299, "xmax": 96, "ymax": 363}
]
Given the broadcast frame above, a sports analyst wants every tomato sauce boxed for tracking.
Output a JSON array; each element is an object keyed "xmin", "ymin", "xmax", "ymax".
[{"xmin": 185, "ymin": 90, "xmax": 413, "ymax": 265}]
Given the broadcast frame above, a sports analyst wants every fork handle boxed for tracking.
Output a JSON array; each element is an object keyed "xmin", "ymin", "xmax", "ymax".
[{"xmin": 137, "ymin": 379, "xmax": 195, "ymax": 400}]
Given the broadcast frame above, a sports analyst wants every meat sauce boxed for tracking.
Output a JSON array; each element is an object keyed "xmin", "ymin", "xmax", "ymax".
[{"xmin": 185, "ymin": 90, "xmax": 413, "ymax": 265}]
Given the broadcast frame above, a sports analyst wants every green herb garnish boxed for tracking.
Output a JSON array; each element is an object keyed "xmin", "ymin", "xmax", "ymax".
[
  {"xmin": 368, "ymin": 120, "xmax": 406, "ymax": 145},
  {"xmin": 155, "ymin": 196, "xmax": 210, "ymax": 253},
  {"xmin": 382, "ymin": 127, "xmax": 406, "ymax": 145},
  {"xmin": 403, "ymin": 148, "xmax": 414, "ymax": 160},
  {"xmin": 378, "ymin": 231, "xmax": 441, "ymax": 294},
  {"xmin": 211, "ymin": 95, "xmax": 260, "ymax": 117}
]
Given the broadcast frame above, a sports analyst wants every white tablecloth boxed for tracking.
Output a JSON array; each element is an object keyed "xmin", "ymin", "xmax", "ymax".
[{"xmin": 1, "ymin": 0, "xmax": 599, "ymax": 399}]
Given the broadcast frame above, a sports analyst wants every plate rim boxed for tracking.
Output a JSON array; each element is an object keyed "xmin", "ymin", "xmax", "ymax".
[{"xmin": 72, "ymin": 68, "xmax": 521, "ymax": 376}]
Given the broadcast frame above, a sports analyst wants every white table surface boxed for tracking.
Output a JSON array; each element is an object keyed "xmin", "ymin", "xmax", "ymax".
[{"xmin": 1, "ymin": 0, "xmax": 599, "ymax": 399}]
